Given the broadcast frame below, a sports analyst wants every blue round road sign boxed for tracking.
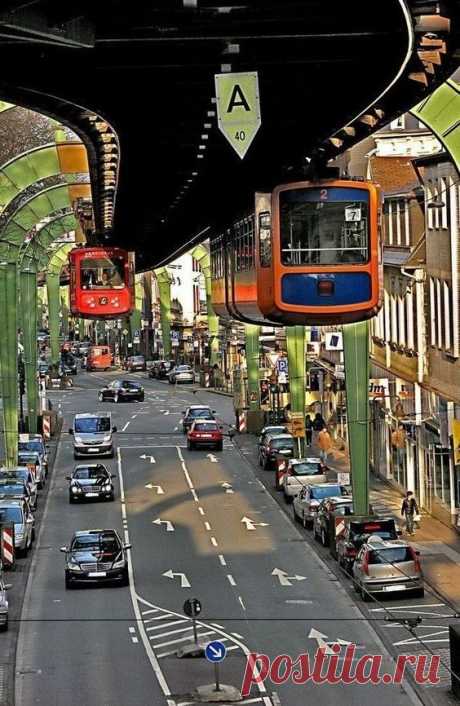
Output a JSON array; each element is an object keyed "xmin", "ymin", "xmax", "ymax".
[{"xmin": 205, "ymin": 640, "xmax": 227, "ymax": 663}]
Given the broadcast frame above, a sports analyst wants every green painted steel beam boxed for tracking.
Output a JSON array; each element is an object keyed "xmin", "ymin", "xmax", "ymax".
[
  {"xmin": 245, "ymin": 324, "xmax": 260, "ymax": 412},
  {"xmin": 20, "ymin": 264, "xmax": 39, "ymax": 433},
  {"xmin": 286, "ymin": 326, "xmax": 306, "ymax": 455},
  {"xmin": 129, "ymin": 275, "xmax": 143, "ymax": 353},
  {"xmin": 0, "ymin": 262, "xmax": 18, "ymax": 466},
  {"xmin": 155, "ymin": 268, "xmax": 173, "ymax": 360},
  {"xmin": 191, "ymin": 243, "xmax": 220, "ymax": 366},
  {"xmin": 46, "ymin": 244, "xmax": 74, "ymax": 367},
  {"xmin": 0, "ymin": 144, "xmax": 59, "ymax": 211},
  {"xmin": 343, "ymin": 321, "xmax": 370, "ymax": 515}
]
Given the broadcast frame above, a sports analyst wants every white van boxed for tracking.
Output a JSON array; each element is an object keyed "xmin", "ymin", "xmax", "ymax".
[{"xmin": 69, "ymin": 413, "xmax": 117, "ymax": 460}]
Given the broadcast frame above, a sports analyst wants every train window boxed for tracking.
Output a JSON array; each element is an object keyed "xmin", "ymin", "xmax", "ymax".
[
  {"xmin": 259, "ymin": 211, "xmax": 272, "ymax": 267},
  {"xmin": 81, "ymin": 256, "xmax": 125, "ymax": 289},
  {"xmin": 279, "ymin": 188, "xmax": 369, "ymax": 266}
]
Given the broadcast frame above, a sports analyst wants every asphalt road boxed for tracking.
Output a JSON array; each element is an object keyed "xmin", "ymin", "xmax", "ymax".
[{"xmin": 15, "ymin": 371, "xmax": 424, "ymax": 706}]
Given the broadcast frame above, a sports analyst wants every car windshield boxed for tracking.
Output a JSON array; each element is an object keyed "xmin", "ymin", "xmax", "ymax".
[
  {"xmin": 351, "ymin": 523, "xmax": 396, "ymax": 541},
  {"xmin": 1, "ymin": 470, "xmax": 27, "ymax": 481},
  {"xmin": 74, "ymin": 467, "xmax": 108, "ymax": 480},
  {"xmin": 291, "ymin": 462, "xmax": 323, "ymax": 476},
  {"xmin": 194, "ymin": 422, "xmax": 218, "ymax": 431},
  {"xmin": 18, "ymin": 454, "xmax": 38, "ymax": 464},
  {"xmin": 263, "ymin": 427, "xmax": 285, "ymax": 437},
  {"xmin": 368, "ymin": 547, "xmax": 413, "ymax": 564},
  {"xmin": 74, "ymin": 417, "xmax": 111, "ymax": 433},
  {"xmin": 311, "ymin": 485, "xmax": 342, "ymax": 500},
  {"xmin": 18, "ymin": 441, "xmax": 43, "ymax": 455},
  {"xmin": 0, "ymin": 507, "xmax": 23, "ymax": 523},
  {"xmin": 271, "ymin": 438, "xmax": 295, "ymax": 450},
  {"xmin": 80, "ymin": 256, "xmax": 125, "ymax": 289},
  {"xmin": 71, "ymin": 534, "xmax": 120, "ymax": 552},
  {"xmin": 189, "ymin": 409, "xmax": 211, "ymax": 418},
  {"xmin": 121, "ymin": 381, "xmax": 141, "ymax": 389}
]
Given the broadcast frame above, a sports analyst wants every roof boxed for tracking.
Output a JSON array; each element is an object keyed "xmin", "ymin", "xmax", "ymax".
[
  {"xmin": 383, "ymin": 249, "xmax": 412, "ymax": 267},
  {"xmin": 291, "ymin": 458, "xmax": 322, "ymax": 464},
  {"xmin": 368, "ymin": 156, "xmax": 420, "ymax": 196}
]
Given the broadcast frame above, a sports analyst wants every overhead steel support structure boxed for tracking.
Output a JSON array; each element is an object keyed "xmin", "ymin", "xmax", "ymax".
[
  {"xmin": 154, "ymin": 268, "xmax": 173, "ymax": 361},
  {"xmin": 191, "ymin": 244, "xmax": 220, "ymax": 367}
]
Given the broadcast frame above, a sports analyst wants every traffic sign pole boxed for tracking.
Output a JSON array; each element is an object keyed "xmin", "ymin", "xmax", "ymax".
[{"xmin": 214, "ymin": 663, "xmax": 221, "ymax": 692}]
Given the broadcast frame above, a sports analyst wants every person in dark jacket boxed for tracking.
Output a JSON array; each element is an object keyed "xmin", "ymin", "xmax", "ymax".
[
  {"xmin": 401, "ymin": 491, "xmax": 419, "ymax": 536},
  {"xmin": 312, "ymin": 412, "xmax": 325, "ymax": 431},
  {"xmin": 305, "ymin": 414, "xmax": 313, "ymax": 446}
]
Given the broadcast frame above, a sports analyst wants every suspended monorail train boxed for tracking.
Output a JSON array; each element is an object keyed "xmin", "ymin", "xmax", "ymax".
[
  {"xmin": 69, "ymin": 246, "xmax": 135, "ymax": 319},
  {"xmin": 210, "ymin": 179, "xmax": 382, "ymax": 326}
]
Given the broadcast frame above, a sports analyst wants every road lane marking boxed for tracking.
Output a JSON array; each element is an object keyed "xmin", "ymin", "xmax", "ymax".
[
  {"xmin": 198, "ymin": 506, "xmax": 205, "ymax": 515},
  {"xmin": 238, "ymin": 596, "xmax": 246, "ymax": 611},
  {"xmin": 149, "ymin": 625, "xmax": 195, "ymax": 640},
  {"xmin": 191, "ymin": 488, "xmax": 199, "ymax": 502},
  {"xmin": 121, "ymin": 421, "xmax": 130, "ymax": 432},
  {"xmin": 227, "ymin": 574, "xmax": 237, "ymax": 586},
  {"xmin": 210, "ymin": 537, "xmax": 218, "ymax": 547},
  {"xmin": 116, "ymin": 448, "xmax": 174, "ymax": 702},
  {"xmin": 204, "ymin": 521, "xmax": 211, "ymax": 531},
  {"xmin": 131, "ymin": 637, "xmax": 139, "ymax": 644},
  {"xmin": 129, "ymin": 627, "xmax": 136, "ymax": 633},
  {"xmin": 154, "ymin": 630, "xmax": 215, "ymax": 649},
  {"xmin": 218, "ymin": 554, "xmax": 227, "ymax": 566},
  {"xmin": 146, "ymin": 619, "xmax": 188, "ymax": 632}
]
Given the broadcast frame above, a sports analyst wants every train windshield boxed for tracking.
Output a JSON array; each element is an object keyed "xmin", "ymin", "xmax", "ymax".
[
  {"xmin": 279, "ymin": 187, "xmax": 369, "ymax": 266},
  {"xmin": 80, "ymin": 256, "xmax": 125, "ymax": 289}
]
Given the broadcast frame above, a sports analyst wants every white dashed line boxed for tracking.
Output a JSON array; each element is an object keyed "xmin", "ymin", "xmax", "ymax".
[
  {"xmin": 238, "ymin": 596, "xmax": 246, "ymax": 611},
  {"xmin": 204, "ymin": 522, "xmax": 211, "ymax": 531},
  {"xmin": 210, "ymin": 537, "xmax": 218, "ymax": 547},
  {"xmin": 131, "ymin": 637, "xmax": 139, "ymax": 644},
  {"xmin": 218, "ymin": 554, "xmax": 227, "ymax": 566},
  {"xmin": 198, "ymin": 507, "xmax": 205, "ymax": 515},
  {"xmin": 227, "ymin": 574, "xmax": 236, "ymax": 586},
  {"xmin": 191, "ymin": 488, "xmax": 199, "ymax": 502},
  {"xmin": 121, "ymin": 421, "xmax": 130, "ymax": 432},
  {"xmin": 129, "ymin": 627, "xmax": 136, "ymax": 634}
]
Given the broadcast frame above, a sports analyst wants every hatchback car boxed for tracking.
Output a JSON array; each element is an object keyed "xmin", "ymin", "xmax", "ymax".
[
  {"xmin": 67, "ymin": 464, "xmax": 116, "ymax": 503},
  {"xmin": 187, "ymin": 420, "xmax": 223, "ymax": 451},
  {"xmin": 312, "ymin": 496, "xmax": 354, "ymax": 545},
  {"xmin": 0, "ymin": 500, "xmax": 35, "ymax": 557},
  {"xmin": 337, "ymin": 518, "xmax": 399, "ymax": 575},
  {"xmin": 125, "ymin": 355, "xmax": 147, "ymax": 372},
  {"xmin": 169, "ymin": 365, "xmax": 194, "ymax": 384},
  {"xmin": 18, "ymin": 434, "xmax": 48, "ymax": 474},
  {"xmin": 182, "ymin": 405, "xmax": 215, "ymax": 433},
  {"xmin": 258, "ymin": 425, "xmax": 288, "ymax": 447},
  {"xmin": 18, "ymin": 451, "xmax": 46, "ymax": 488},
  {"xmin": 282, "ymin": 458, "xmax": 327, "ymax": 503},
  {"xmin": 352, "ymin": 535, "xmax": 424, "ymax": 600},
  {"xmin": 258, "ymin": 433, "xmax": 296, "ymax": 470},
  {"xmin": 98, "ymin": 380, "xmax": 145, "ymax": 403},
  {"xmin": 61, "ymin": 529, "xmax": 131, "ymax": 588},
  {"xmin": 293, "ymin": 483, "xmax": 349, "ymax": 528}
]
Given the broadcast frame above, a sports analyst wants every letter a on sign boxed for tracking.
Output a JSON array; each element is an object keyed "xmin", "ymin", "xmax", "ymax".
[{"xmin": 214, "ymin": 72, "xmax": 261, "ymax": 159}]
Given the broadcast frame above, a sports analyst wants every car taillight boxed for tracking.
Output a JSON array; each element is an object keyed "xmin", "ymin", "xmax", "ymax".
[
  {"xmin": 410, "ymin": 548, "xmax": 421, "ymax": 573},
  {"xmin": 361, "ymin": 551, "xmax": 369, "ymax": 575},
  {"xmin": 345, "ymin": 547, "xmax": 357, "ymax": 557}
]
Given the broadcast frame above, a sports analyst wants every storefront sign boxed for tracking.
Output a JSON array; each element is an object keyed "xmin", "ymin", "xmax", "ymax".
[
  {"xmin": 369, "ymin": 378, "xmax": 389, "ymax": 399},
  {"xmin": 453, "ymin": 419, "xmax": 460, "ymax": 466}
]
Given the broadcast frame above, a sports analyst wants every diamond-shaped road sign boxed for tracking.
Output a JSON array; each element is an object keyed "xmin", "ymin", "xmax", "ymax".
[{"xmin": 214, "ymin": 71, "xmax": 261, "ymax": 159}]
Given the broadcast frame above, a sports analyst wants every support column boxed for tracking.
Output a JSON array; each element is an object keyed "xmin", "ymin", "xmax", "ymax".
[
  {"xmin": 191, "ymin": 245, "xmax": 220, "ymax": 366},
  {"xmin": 286, "ymin": 326, "xmax": 306, "ymax": 457},
  {"xmin": 0, "ymin": 263, "xmax": 19, "ymax": 467},
  {"xmin": 20, "ymin": 266, "xmax": 39, "ymax": 433},
  {"xmin": 60, "ymin": 285, "xmax": 69, "ymax": 339},
  {"xmin": 46, "ymin": 272, "xmax": 61, "ymax": 368},
  {"xmin": 245, "ymin": 324, "xmax": 264, "ymax": 433},
  {"xmin": 343, "ymin": 321, "xmax": 370, "ymax": 516},
  {"xmin": 129, "ymin": 276, "xmax": 143, "ymax": 354},
  {"xmin": 78, "ymin": 318, "xmax": 85, "ymax": 340},
  {"xmin": 155, "ymin": 268, "xmax": 172, "ymax": 360}
]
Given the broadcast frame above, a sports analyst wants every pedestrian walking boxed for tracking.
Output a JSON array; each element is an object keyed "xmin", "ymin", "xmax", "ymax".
[
  {"xmin": 312, "ymin": 412, "xmax": 325, "ymax": 431},
  {"xmin": 401, "ymin": 491, "xmax": 419, "ymax": 536},
  {"xmin": 305, "ymin": 414, "xmax": 313, "ymax": 446},
  {"xmin": 318, "ymin": 427, "xmax": 333, "ymax": 464}
]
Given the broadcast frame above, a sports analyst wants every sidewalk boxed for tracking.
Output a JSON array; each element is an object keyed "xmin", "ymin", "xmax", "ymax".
[{"xmin": 314, "ymin": 434, "xmax": 460, "ymax": 612}]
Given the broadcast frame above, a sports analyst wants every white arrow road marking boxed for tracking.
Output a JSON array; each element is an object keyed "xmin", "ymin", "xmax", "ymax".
[
  {"xmin": 271, "ymin": 568, "xmax": 307, "ymax": 587},
  {"xmin": 145, "ymin": 484, "xmax": 164, "ymax": 494},
  {"xmin": 206, "ymin": 454, "xmax": 218, "ymax": 463},
  {"xmin": 140, "ymin": 454, "xmax": 156, "ymax": 463},
  {"xmin": 308, "ymin": 628, "xmax": 335, "ymax": 655},
  {"xmin": 162, "ymin": 569, "xmax": 191, "ymax": 588},
  {"xmin": 221, "ymin": 482, "xmax": 234, "ymax": 494},
  {"xmin": 241, "ymin": 516, "xmax": 269, "ymax": 531},
  {"xmin": 153, "ymin": 518, "xmax": 175, "ymax": 532}
]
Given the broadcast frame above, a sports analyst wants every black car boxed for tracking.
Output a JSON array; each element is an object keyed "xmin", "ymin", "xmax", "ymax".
[
  {"xmin": 258, "ymin": 433, "xmax": 296, "ymax": 470},
  {"xmin": 98, "ymin": 380, "xmax": 145, "ymax": 403},
  {"xmin": 60, "ymin": 353, "xmax": 78, "ymax": 375},
  {"xmin": 149, "ymin": 360, "xmax": 174, "ymax": 379},
  {"xmin": 61, "ymin": 529, "xmax": 131, "ymax": 588},
  {"xmin": 67, "ymin": 464, "xmax": 116, "ymax": 503},
  {"xmin": 337, "ymin": 517, "xmax": 399, "ymax": 574},
  {"xmin": 182, "ymin": 405, "xmax": 216, "ymax": 433}
]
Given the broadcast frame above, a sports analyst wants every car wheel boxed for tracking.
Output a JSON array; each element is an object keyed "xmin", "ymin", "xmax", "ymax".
[
  {"xmin": 1, "ymin": 619, "xmax": 8, "ymax": 632},
  {"xmin": 303, "ymin": 515, "xmax": 312, "ymax": 530},
  {"xmin": 321, "ymin": 528, "xmax": 328, "ymax": 547},
  {"xmin": 216, "ymin": 441, "xmax": 223, "ymax": 451},
  {"xmin": 65, "ymin": 576, "xmax": 74, "ymax": 590},
  {"xmin": 98, "ymin": 392, "xmax": 104, "ymax": 402},
  {"xmin": 139, "ymin": 394, "xmax": 145, "ymax": 402},
  {"xmin": 284, "ymin": 492, "xmax": 292, "ymax": 504},
  {"xmin": 352, "ymin": 579, "xmax": 360, "ymax": 593},
  {"xmin": 121, "ymin": 569, "xmax": 129, "ymax": 587},
  {"xmin": 69, "ymin": 495, "xmax": 75, "ymax": 504},
  {"xmin": 361, "ymin": 587, "xmax": 371, "ymax": 602}
]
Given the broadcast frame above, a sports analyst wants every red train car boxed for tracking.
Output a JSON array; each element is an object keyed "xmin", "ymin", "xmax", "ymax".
[{"xmin": 69, "ymin": 247, "xmax": 134, "ymax": 319}]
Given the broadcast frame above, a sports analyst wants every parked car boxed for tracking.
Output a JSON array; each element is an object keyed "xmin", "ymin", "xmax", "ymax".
[
  {"xmin": 67, "ymin": 464, "xmax": 116, "ymax": 503},
  {"xmin": 312, "ymin": 496, "xmax": 354, "ymax": 546},
  {"xmin": 18, "ymin": 434, "xmax": 48, "ymax": 475},
  {"xmin": 187, "ymin": 420, "xmax": 223, "ymax": 451},
  {"xmin": 0, "ymin": 479, "xmax": 34, "ymax": 511},
  {"xmin": 0, "ymin": 500, "xmax": 35, "ymax": 557},
  {"xmin": 258, "ymin": 433, "xmax": 296, "ymax": 470},
  {"xmin": 282, "ymin": 458, "xmax": 327, "ymax": 503},
  {"xmin": 352, "ymin": 535, "xmax": 424, "ymax": 601},
  {"xmin": 149, "ymin": 360, "xmax": 174, "ymax": 379},
  {"xmin": 0, "ymin": 468, "xmax": 38, "ymax": 509},
  {"xmin": 98, "ymin": 380, "xmax": 144, "ymax": 403},
  {"xmin": 0, "ymin": 576, "xmax": 11, "ymax": 630},
  {"xmin": 168, "ymin": 365, "xmax": 194, "ymax": 384},
  {"xmin": 124, "ymin": 355, "xmax": 146, "ymax": 372},
  {"xmin": 293, "ymin": 482, "xmax": 349, "ymax": 528},
  {"xmin": 337, "ymin": 518, "xmax": 400, "ymax": 575},
  {"xmin": 182, "ymin": 405, "xmax": 215, "ymax": 433},
  {"xmin": 17, "ymin": 451, "xmax": 46, "ymax": 488},
  {"xmin": 60, "ymin": 529, "xmax": 131, "ymax": 588},
  {"xmin": 37, "ymin": 361, "xmax": 50, "ymax": 378},
  {"xmin": 69, "ymin": 413, "xmax": 116, "ymax": 459},
  {"xmin": 60, "ymin": 353, "xmax": 78, "ymax": 375},
  {"xmin": 258, "ymin": 425, "xmax": 288, "ymax": 447}
]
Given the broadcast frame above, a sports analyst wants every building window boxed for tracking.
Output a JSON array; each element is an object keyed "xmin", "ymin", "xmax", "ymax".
[
  {"xmin": 390, "ymin": 115, "xmax": 405, "ymax": 130},
  {"xmin": 429, "ymin": 277, "xmax": 436, "ymax": 345},
  {"xmin": 398, "ymin": 291, "xmax": 406, "ymax": 346},
  {"xmin": 436, "ymin": 278, "xmax": 442, "ymax": 348},
  {"xmin": 443, "ymin": 281, "xmax": 451, "ymax": 351}
]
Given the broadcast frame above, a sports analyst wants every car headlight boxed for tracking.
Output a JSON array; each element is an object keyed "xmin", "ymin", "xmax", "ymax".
[
  {"xmin": 103, "ymin": 483, "xmax": 112, "ymax": 491},
  {"xmin": 68, "ymin": 562, "xmax": 82, "ymax": 571},
  {"xmin": 113, "ymin": 559, "xmax": 126, "ymax": 569},
  {"xmin": 71, "ymin": 486, "xmax": 82, "ymax": 494},
  {"xmin": 74, "ymin": 436, "xmax": 83, "ymax": 444},
  {"xmin": 103, "ymin": 435, "xmax": 111, "ymax": 443}
]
